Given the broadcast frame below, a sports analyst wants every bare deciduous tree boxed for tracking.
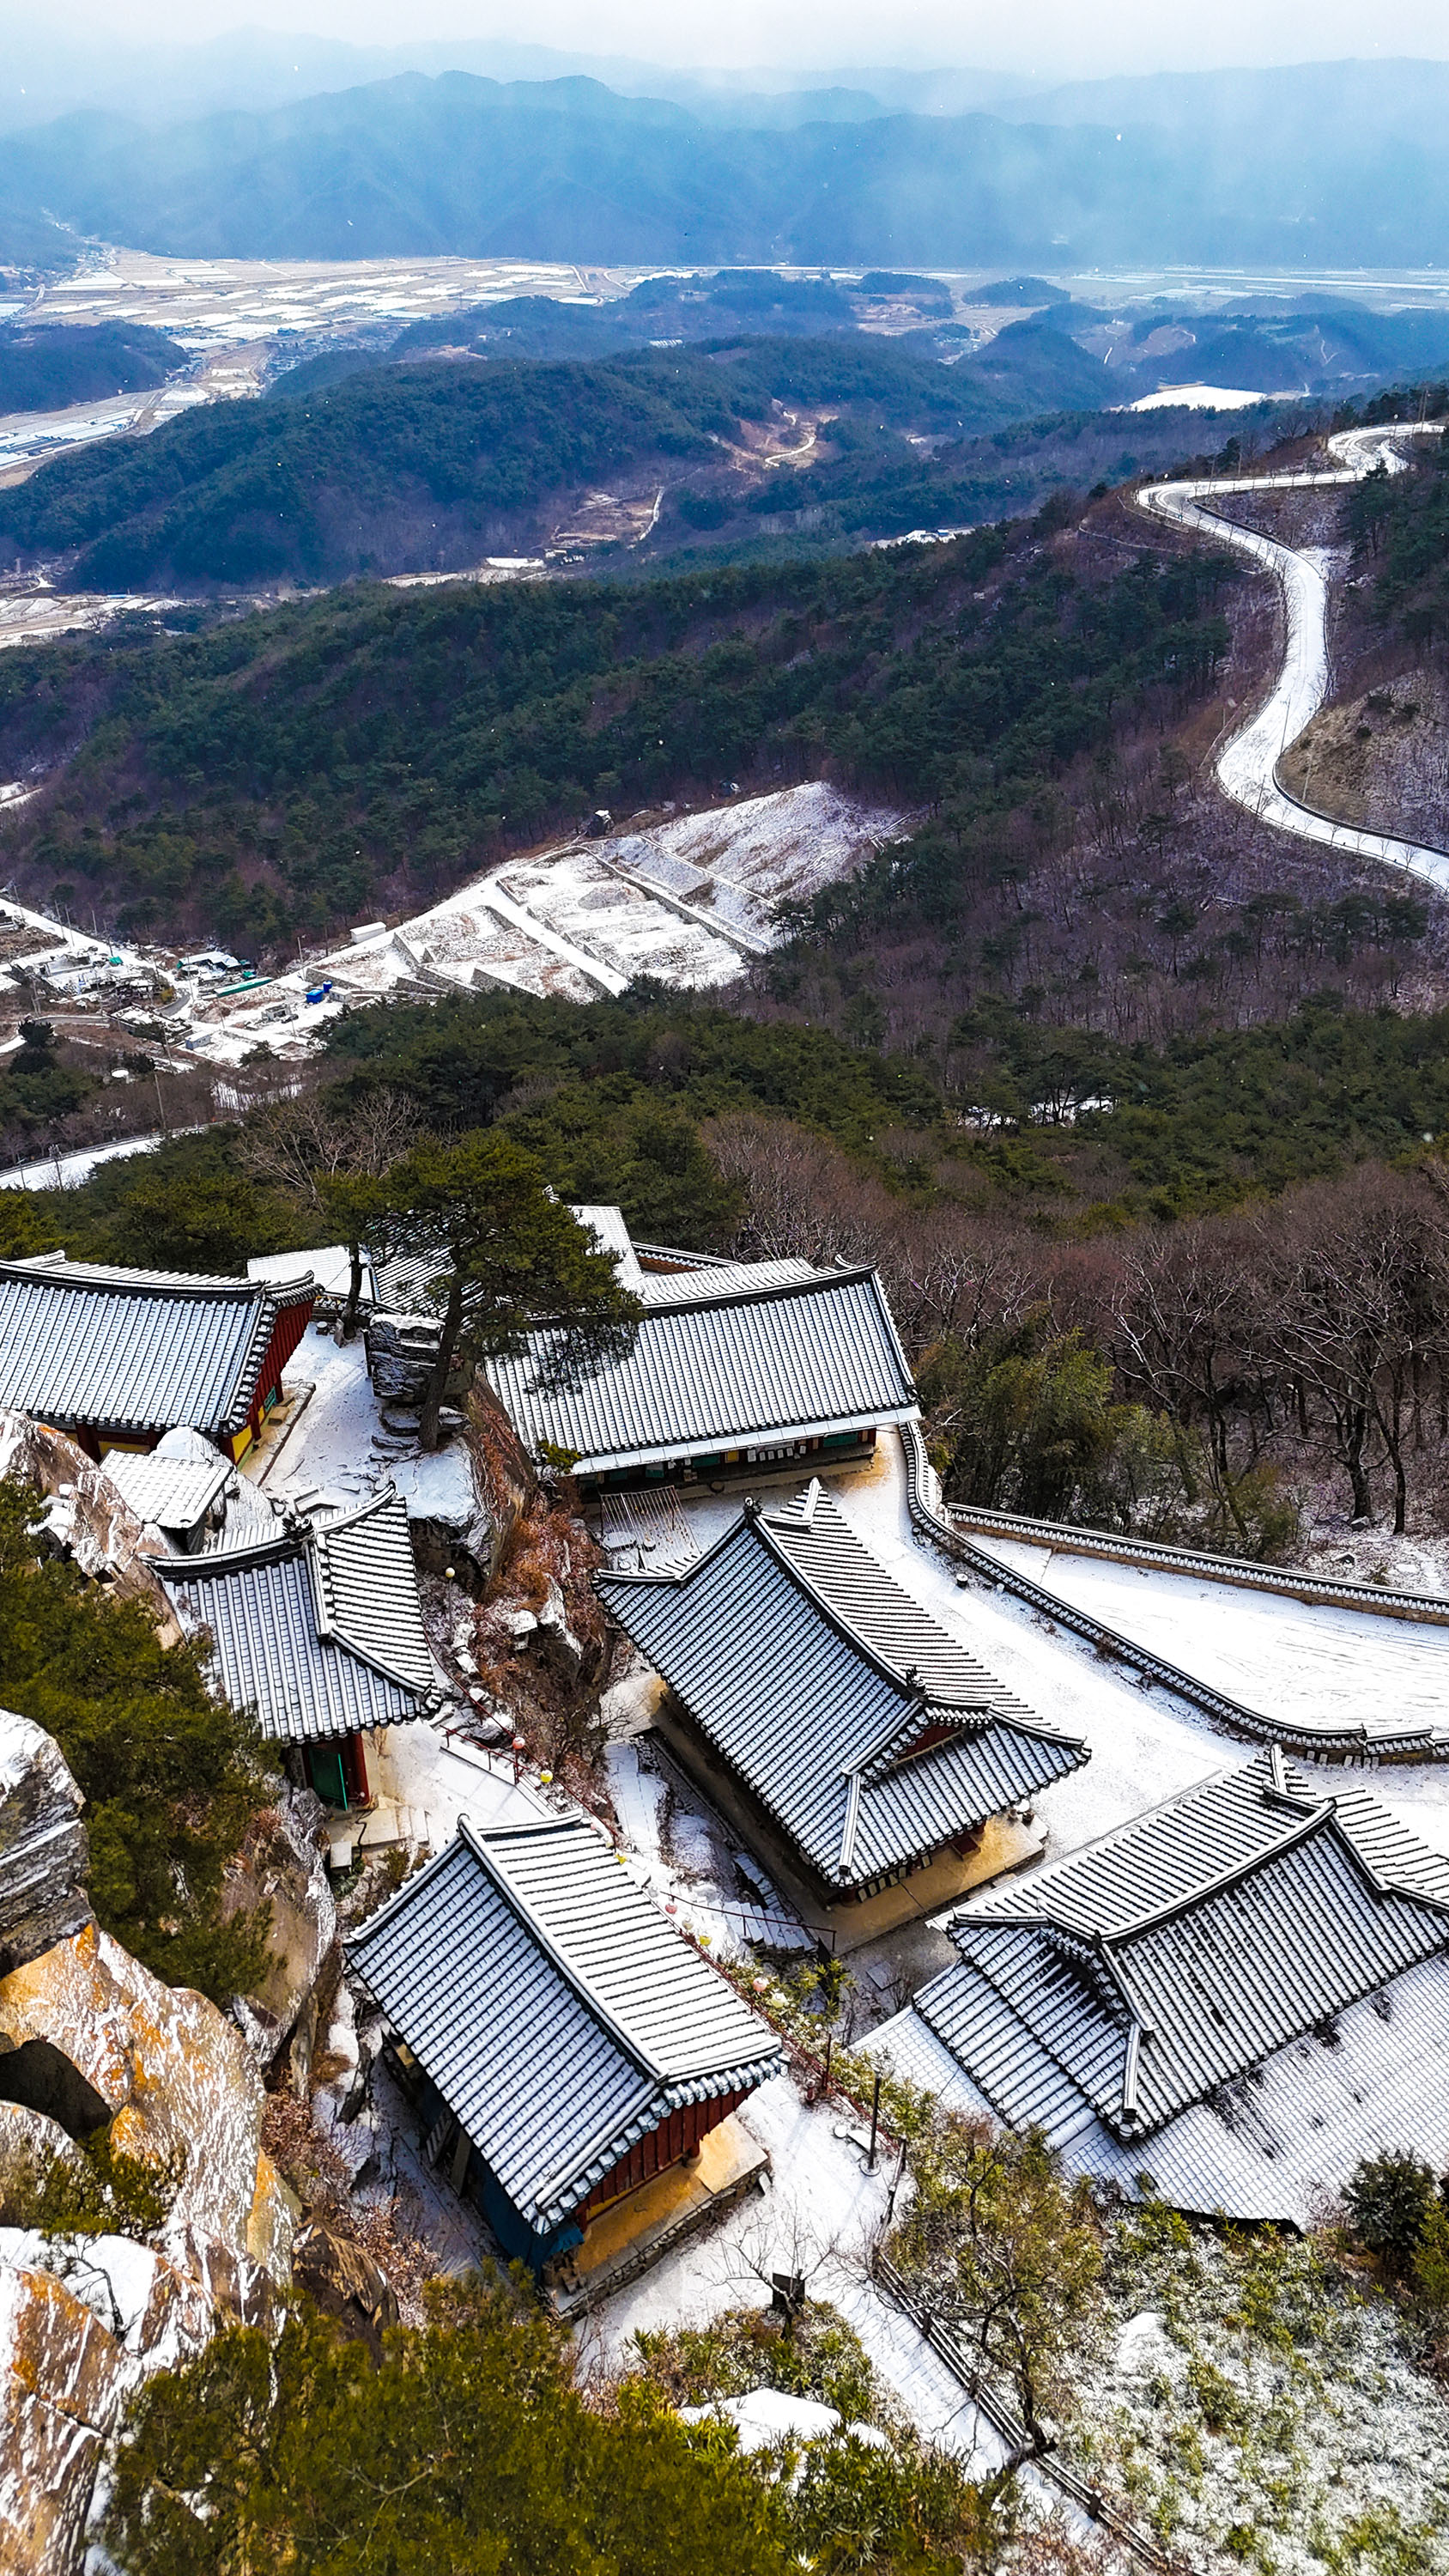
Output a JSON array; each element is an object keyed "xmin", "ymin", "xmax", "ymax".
[{"xmin": 236, "ymin": 1086, "xmax": 421, "ymax": 1336}]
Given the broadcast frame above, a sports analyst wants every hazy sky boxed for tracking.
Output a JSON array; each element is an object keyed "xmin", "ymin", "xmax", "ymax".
[{"xmin": 38, "ymin": 0, "xmax": 1449, "ymax": 78}]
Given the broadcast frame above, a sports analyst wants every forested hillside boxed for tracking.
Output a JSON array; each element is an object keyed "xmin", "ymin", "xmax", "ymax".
[
  {"xmin": 30, "ymin": 981, "xmax": 1449, "ymax": 1552},
  {"xmin": 0, "ymin": 507, "xmax": 1232, "ymax": 945},
  {"xmin": 9, "ymin": 65, "xmax": 1449, "ymax": 265},
  {"xmin": 0, "ymin": 328, "xmax": 1191, "ymax": 588},
  {"xmin": 0, "ymin": 319, "xmax": 188, "ymax": 416},
  {"xmin": 0, "ymin": 351, "xmax": 743, "ymax": 587},
  {"xmin": 1349, "ymin": 425, "xmax": 1449, "ymax": 644}
]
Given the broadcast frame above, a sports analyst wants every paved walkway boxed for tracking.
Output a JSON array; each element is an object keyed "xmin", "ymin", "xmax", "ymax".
[{"xmin": 1138, "ymin": 420, "xmax": 1449, "ymax": 887}]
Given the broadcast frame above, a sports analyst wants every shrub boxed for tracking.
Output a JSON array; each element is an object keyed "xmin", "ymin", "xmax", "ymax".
[
  {"xmin": 0, "ymin": 1480, "xmax": 274, "ymax": 2001},
  {"xmin": 1344, "ymin": 2150, "xmax": 1437, "ymax": 2281}
]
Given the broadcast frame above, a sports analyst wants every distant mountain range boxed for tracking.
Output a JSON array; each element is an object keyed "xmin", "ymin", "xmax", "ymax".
[{"xmin": 4, "ymin": 60, "xmax": 1449, "ymax": 270}]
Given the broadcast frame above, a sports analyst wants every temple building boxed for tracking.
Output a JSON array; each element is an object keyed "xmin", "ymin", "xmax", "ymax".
[
  {"xmin": 868, "ymin": 1746, "xmax": 1449, "ymax": 2223},
  {"xmin": 349, "ymin": 1814, "xmax": 780, "ymax": 2288},
  {"xmin": 0, "ymin": 1252, "xmax": 314, "ymax": 1462},
  {"xmin": 598, "ymin": 1479, "xmax": 1087, "ymax": 1927}
]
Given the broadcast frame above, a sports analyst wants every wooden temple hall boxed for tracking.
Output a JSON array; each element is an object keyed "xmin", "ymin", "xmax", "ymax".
[
  {"xmin": 491, "ymin": 1219, "xmax": 919, "ymax": 1493},
  {"xmin": 161, "ymin": 1486, "xmax": 446, "ymax": 1807},
  {"xmin": 349, "ymin": 1816, "xmax": 780, "ymax": 2292},
  {"xmin": 598, "ymin": 1479, "xmax": 1087, "ymax": 1929},
  {"xmin": 0, "ymin": 1252, "xmax": 315, "ymax": 1462}
]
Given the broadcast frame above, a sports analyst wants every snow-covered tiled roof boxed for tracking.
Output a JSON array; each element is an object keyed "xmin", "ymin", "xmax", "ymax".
[
  {"xmin": 597, "ymin": 1484, "xmax": 1086, "ymax": 1893},
  {"xmin": 634, "ymin": 1257, "xmax": 827, "ymax": 1305},
  {"xmin": 567, "ymin": 1205, "xmax": 645, "ymax": 1288},
  {"xmin": 902, "ymin": 1748, "xmax": 1449, "ymax": 2147},
  {"xmin": 348, "ymin": 1816, "xmax": 779, "ymax": 2234},
  {"xmin": 102, "ymin": 1435, "xmax": 232, "ymax": 1538},
  {"xmin": 0, "ymin": 1254, "xmax": 313, "ymax": 1440},
  {"xmin": 368, "ymin": 1242, "xmax": 447, "ymax": 1314},
  {"xmin": 870, "ymin": 1950, "xmax": 1449, "ymax": 2228},
  {"xmin": 491, "ymin": 1267, "xmax": 919, "ymax": 1478},
  {"xmin": 249, "ymin": 1244, "xmax": 371, "ymax": 1302},
  {"xmin": 161, "ymin": 1486, "xmax": 440, "ymax": 1742}
]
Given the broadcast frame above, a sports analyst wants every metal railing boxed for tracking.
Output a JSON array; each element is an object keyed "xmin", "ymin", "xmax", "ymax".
[{"xmin": 871, "ymin": 2252, "xmax": 1174, "ymax": 2573}]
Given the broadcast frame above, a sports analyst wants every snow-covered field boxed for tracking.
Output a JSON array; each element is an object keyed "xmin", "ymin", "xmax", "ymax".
[
  {"xmin": 35, "ymin": 251, "xmax": 646, "ymax": 352},
  {"xmin": 0, "ymin": 1130, "xmax": 168, "ymax": 1191},
  {"xmin": 179, "ymin": 784, "xmax": 909, "ymax": 1062},
  {"xmin": 1127, "ymin": 382, "xmax": 1267, "ymax": 411}
]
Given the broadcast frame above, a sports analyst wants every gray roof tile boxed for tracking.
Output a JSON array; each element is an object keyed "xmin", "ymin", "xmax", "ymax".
[
  {"xmin": 102, "ymin": 1445, "xmax": 232, "ymax": 1536},
  {"xmin": 597, "ymin": 1487, "xmax": 1086, "ymax": 1892},
  {"xmin": 161, "ymin": 1487, "xmax": 438, "ymax": 1742},
  {"xmin": 492, "ymin": 1267, "xmax": 919, "ymax": 1477},
  {"xmin": 348, "ymin": 1817, "xmax": 779, "ymax": 2232},
  {"xmin": 0, "ymin": 1255, "xmax": 313, "ymax": 1439},
  {"xmin": 914, "ymin": 1749, "xmax": 1449, "ymax": 2143},
  {"xmin": 871, "ymin": 1950, "xmax": 1449, "ymax": 2227}
]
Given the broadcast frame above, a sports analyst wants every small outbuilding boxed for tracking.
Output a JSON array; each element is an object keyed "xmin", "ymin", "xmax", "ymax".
[
  {"xmin": 597, "ymin": 1479, "xmax": 1087, "ymax": 1926},
  {"xmin": 349, "ymin": 1814, "xmax": 781, "ymax": 2285},
  {"xmin": 867, "ymin": 1746, "xmax": 1449, "ymax": 2223},
  {"xmin": 0, "ymin": 1252, "xmax": 314, "ymax": 1461},
  {"xmin": 160, "ymin": 1485, "xmax": 444, "ymax": 1807},
  {"xmin": 102, "ymin": 1424, "xmax": 235, "ymax": 1553}
]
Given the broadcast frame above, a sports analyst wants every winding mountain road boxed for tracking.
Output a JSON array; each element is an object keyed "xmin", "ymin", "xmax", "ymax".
[{"xmin": 1137, "ymin": 421, "xmax": 1449, "ymax": 890}]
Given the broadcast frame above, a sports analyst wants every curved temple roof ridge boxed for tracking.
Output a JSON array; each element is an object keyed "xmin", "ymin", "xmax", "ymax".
[
  {"xmin": 160, "ymin": 1482, "xmax": 443, "ymax": 1743},
  {"xmin": 932, "ymin": 1747, "xmax": 1449, "ymax": 2144},
  {"xmin": 3, "ymin": 1251, "xmax": 316, "ymax": 1297},
  {"xmin": 961, "ymin": 1746, "xmax": 1449, "ymax": 1936},
  {"xmin": 0, "ymin": 1254, "xmax": 316, "ymax": 1442},
  {"xmin": 598, "ymin": 1480, "xmax": 1087, "ymax": 1894},
  {"xmin": 347, "ymin": 1812, "xmax": 779, "ymax": 2237}
]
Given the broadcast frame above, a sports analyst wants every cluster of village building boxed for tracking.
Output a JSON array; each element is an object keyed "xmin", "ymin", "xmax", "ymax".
[{"xmin": 1, "ymin": 1217, "xmax": 1445, "ymax": 2299}]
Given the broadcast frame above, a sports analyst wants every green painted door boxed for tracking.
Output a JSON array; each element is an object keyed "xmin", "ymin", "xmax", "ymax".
[{"xmin": 308, "ymin": 1743, "xmax": 349, "ymax": 1808}]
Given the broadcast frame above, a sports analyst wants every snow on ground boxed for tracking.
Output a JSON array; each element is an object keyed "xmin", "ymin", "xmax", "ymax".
[
  {"xmin": 39, "ymin": 251, "xmax": 626, "ymax": 354},
  {"xmin": 967, "ymin": 1532, "xmax": 1449, "ymax": 1743},
  {"xmin": 0, "ymin": 376, "xmax": 215, "ymax": 484},
  {"xmin": 0, "ymin": 1129, "xmax": 167, "ymax": 1189},
  {"xmin": 579, "ymin": 2069, "xmax": 1009, "ymax": 2477},
  {"xmin": 603, "ymin": 1733, "xmax": 815, "ymax": 1959},
  {"xmin": 608, "ymin": 782, "xmax": 912, "ymax": 926},
  {"xmin": 494, "ymin": 851, "xmax": 743, "ymax": 988},
  {"xmin": 177, "ymin": 784, "xmax": 906, "ymax": 1062},
  {"xmin": 1127, "ymin": 382, "xmax": 1268, "ymax": 410},
  {"xmin": 0, "ymin": 891, "xmax": 141, "ymax": 971},
  {"xmin": 363, "ymin": 1720, "xmax": 549, "ymax": 1867},
  {"xmin": 1139, "ymin": 421, "xmax": 1449, "ymax": 892},
  {"xmin": 250, "ymin": 1322, "xmax": 477, "ymax": 1533},
  {"xmin": 0, "ymin": 586, "xmax": 192, "ymax": 648}
]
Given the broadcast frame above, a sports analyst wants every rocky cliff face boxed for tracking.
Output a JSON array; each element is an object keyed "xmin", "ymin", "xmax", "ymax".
[
  {"xmin": 0, "ymin": 1713, "xmax": 92, "ymax": 1978},
  {"xmin": 0, "ymin": 1413, "xmax": 179, "ymax": 1635},
  {"xmin": 0, "ymin": 1924, "xmax": 294, "ymax": 2303},
  {"xmin": 0, "ymin": 2233, "xmax": 212, "ymax": 2576},
  {"xmin": 225, "ymin": 1788, "xmax": 337, "ymax": 2092},
  {"xmin": 0, "ymin": 1718, "xmax": 297, "ymax": 2572}
]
